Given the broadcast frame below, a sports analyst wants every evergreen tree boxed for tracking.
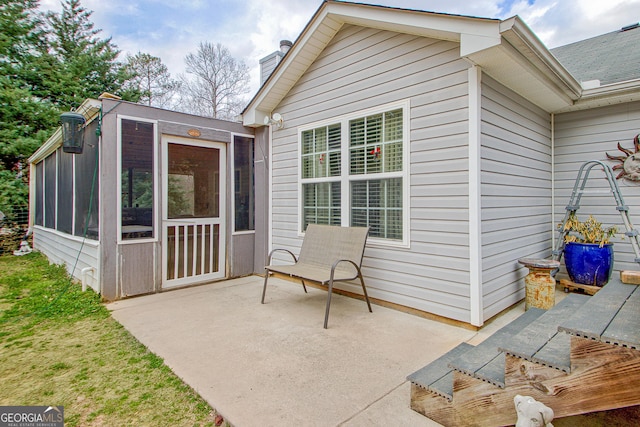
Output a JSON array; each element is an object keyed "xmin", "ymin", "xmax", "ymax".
[
  {"xmin": 0, "ymin": 0, "xmax": 58, "ymax": 214},
  {"xmin": 0, "ymin": 0, "xmax": 41, "ymax": 68},
  {"xmin": 43, "ymin": 0, "xmax": 137, "ymax": 109}
]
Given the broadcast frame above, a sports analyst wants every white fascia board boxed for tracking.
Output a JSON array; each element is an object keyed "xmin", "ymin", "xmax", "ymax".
[
  {"xmin": 29, "ymin": 128, "xmax": 62, "ymax": 164},
  {"xmin": 556, "ymin": 78, "xmax": 640, "ymax": 113},
  {"xmin": 460, "ymin": 32, "xmax": 501, "ymax": 56},
  {"xmin": 243, "ymin": 6, "xmax": 336, "ymax": 127},
  {"xmin": 500, "ymin": 16, "xmax": 582, "ymax": 98},
  {"xmin": 332, "ymin": 1, "xmax": 499, "ymax": 42},
  {"xmin": 242, "ymin": 108, "xmax": 271, "ymax": 128},
  {"xmin": 243, "ymin": 1, "xmax": 502, "ymax": 127}
]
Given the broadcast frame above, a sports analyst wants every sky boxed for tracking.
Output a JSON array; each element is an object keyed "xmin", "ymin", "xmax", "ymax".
[{"xmin": 39, "ymin": 0, "xmax": 640, "ymax": 97}]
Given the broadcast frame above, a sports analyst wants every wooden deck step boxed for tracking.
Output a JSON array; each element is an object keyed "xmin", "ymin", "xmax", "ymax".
[
  {"xmin": 603, "ymin": 285, "xmax": 640, "ymax": 348},
  {"xmin": 409, "ymin": 277, "xmax": 640, "ymax": 426},
  {"xmin": 559, "ymin": 279, "xmax": 640, "ymax": 348},
  {"xmin": 499, "ymin": 294, "xmax": 590, "ymax": 372},
  {"xmin": 407, "ymin": 343, "xmax": 474, "ymax": 401},
  {"xmin": 448, "ymin": 308, "xmax": 545, "ymax": 388}
]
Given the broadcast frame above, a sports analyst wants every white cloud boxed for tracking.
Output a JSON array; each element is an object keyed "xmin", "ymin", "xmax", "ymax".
[{"xmin": 38, "ymin": 0, "xmax": 640, "ymax": 97}]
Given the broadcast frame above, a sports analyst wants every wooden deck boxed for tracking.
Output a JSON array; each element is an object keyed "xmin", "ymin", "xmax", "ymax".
[{"xmin": 408, "ymin": 276, "xmax": 640, "ymax": 426}]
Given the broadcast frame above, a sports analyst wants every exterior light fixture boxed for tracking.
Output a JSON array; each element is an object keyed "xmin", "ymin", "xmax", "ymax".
[
  {"xmin": 60, "ymin": 111, "xmax": 86, "ymax": 154},
  {"xmin": 263, "ymin": 112, "xmax": 284, "ymax": 129}
]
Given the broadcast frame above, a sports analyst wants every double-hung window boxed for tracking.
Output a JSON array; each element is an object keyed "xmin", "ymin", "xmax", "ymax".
[
  {"xmin": 301, "ymin": 123, "xmax": 342, "ymax": 228},
  {"xmin": 299, "ymin": 102, "xmax": 408, "ymax": 245}
]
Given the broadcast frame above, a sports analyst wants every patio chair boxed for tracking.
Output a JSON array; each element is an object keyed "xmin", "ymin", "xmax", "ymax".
[{"xmin": 261, "ymin": 224, "xmax": 372, "ymax": 328}]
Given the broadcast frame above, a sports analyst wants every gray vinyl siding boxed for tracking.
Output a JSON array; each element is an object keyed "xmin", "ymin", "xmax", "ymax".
[
  {"xmin": 480, "ymin": 76, "xmax": 552, "ymax": 319},
  {"xmin": 554, "ymin": 101, "xmax": 640, "ymax": 274},
  {"xmin": 33, "ymin": 226, "xmax": 100, "ymax": 291},
  {"xmin": 269, "ymin": 25, "xmax": 473, "ymax": 322}
]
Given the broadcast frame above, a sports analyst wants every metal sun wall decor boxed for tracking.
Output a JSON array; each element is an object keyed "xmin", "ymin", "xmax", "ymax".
[{"xmin": 606, "ymin": 133, "xmax": 640, "ymax": 181}]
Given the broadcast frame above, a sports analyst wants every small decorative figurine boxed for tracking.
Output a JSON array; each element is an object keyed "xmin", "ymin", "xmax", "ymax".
[
  {"xmin": 514, "ymin": 395, "xmax": 554, "ymax": 427},
  {"xmin": 607, "ymin": 134, "xmax": 640, "ymax": 181}
]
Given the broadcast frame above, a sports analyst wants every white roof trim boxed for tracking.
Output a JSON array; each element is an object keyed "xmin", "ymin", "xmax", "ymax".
[
  {"xmin": 556, "ymin": 78, "xmax": 640, "ymax": 113},
  {"xmin": 243, "ymin": 1, "xmax": 502, "ymax": 127},
  {"xmin": 29, "ymin": 98, "xmax": 102, "ymax": 163},
  {"xmin": 243, "ymin": 1, "xmax": 639, "ymax": 124}
]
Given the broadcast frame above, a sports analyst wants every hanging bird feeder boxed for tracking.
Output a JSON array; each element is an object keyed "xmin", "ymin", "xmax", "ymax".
[{"xmin": 60, "ymin": 112, "xmax": 86, "ymax": 154}]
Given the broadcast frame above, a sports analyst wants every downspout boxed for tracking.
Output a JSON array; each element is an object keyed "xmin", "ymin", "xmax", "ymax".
[
  {"xmin": 28, "ymin": 163, "xmax": 36, "ymax": 231},
  {"xmin": 81, "ymin": 266, "xmax": 95, "ymax": 292},
  {"xmin": 268, "ymin": 123, "xmax": 273, "ymax": 254},
  {"xmin": 551, "ymin": 113, "xmax": 555, "ymax": 250}
]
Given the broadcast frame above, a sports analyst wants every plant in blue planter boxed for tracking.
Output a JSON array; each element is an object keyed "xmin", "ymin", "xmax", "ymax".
[{"xmin": 562, "ymin": 213, "xmax": 617, "ymax": 286}]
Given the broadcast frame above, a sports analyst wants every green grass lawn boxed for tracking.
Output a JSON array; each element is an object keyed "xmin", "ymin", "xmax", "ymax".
[{"xmin": 0, "ymin": 252, "xmax": 225, "ymax": 426}]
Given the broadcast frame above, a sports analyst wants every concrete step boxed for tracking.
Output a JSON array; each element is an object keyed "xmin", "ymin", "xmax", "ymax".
[
  {"xmin": 499, "ymin": 294, "xmax": 590, "ymax": 372},
  {"xmin": 448, "ymin": 307, "xmax": 545, "ymax": 387},
  {"xmin": 407, "ymin": 342, "xmax": 474, "ymax": 401}
]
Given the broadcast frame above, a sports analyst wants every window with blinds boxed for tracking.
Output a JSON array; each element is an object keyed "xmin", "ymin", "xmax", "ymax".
[
  {"xmin": 349, "ymin": 108, "xmax": 403, "ymax": 240},
  {"xmin": 301, "ymin": 124, "xmax": 341, "ymax": 179},
  {"xmin": 301, "ymin": 124, "xmax": 341, "ymax": 230},
  {"xmin": 299, "ymin": 103, "xmax": 407, "ymax": 244}
]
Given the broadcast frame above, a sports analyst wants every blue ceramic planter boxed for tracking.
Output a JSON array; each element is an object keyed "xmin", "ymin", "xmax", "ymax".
[{"xmin": 564, "ymin": 242, "xmax": 614, "ymax": 287}]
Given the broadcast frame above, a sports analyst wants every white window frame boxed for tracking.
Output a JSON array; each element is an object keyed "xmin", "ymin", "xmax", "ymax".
[
  {"xmin": 116, "ymin": 115, "xmax": 158, "ymax": 244},
  {"xmin": 298, "ymin": 100, "xmax": 410, "ymax": 248}
]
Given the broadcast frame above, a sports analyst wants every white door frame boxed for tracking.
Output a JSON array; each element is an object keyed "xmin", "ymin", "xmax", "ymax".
[{"xmin": 161, "ymin": 135, "xmax": 226, "ymax": 288}]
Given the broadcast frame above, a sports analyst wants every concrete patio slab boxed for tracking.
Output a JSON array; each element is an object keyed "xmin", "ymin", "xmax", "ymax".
[{"xmin": 107, "ymin": 276, "xmax": 520, "ymax": 426}]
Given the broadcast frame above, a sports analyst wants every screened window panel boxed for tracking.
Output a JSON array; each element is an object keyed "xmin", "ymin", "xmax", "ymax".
[
  {"xmin": 56, "ymin": 148, "xmax": 73, "ymax": 234},
  {"xmin": 74, "ymin": 124, "xmax": 99, "ymax": 239},
  {"xmin": 34, "ymin": 161, "xmax": 43, "ymax": 226},
  {"xmin": 234, "ymin": 136, "xmax": 255, "ymax": 231},
  {"xmin": 167, "ymin": 143, "xmax": 219, "ymax": 219},
  {"xmin": 121, "ymin": 119, "xmax": 154, "ymax": 240},
  {"xmin": 44, "ymin": 151, "xmax": 56, "ymax": 229}
]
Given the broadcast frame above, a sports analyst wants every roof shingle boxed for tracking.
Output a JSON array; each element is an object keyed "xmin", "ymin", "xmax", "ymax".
[{"xmin": 551, "ymin": 23, "xmax": 640, "ymax": 86}]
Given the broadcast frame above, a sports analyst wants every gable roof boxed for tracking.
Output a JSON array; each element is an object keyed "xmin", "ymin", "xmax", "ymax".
[
  {"xmin": 551, "ymin": 23, "xmax": 640, "ymax": 86},
  {"xmin": 243, "ymin": 1, "xmax": 640, "ymax": 126}
]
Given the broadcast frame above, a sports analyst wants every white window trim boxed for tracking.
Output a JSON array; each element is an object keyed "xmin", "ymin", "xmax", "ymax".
[
  {"xmin": 297, "ymin": 99, "xmax": 410, "ymax": 248},
  {"xmin": 116, "ymin": 115, "xmax": 159, "ymax": 244}
]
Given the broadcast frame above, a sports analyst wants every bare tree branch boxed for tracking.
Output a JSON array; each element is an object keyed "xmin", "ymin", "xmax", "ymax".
[{"xmin": 178, "ymin": 42, "xmax": 250, "ymax": 120}]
